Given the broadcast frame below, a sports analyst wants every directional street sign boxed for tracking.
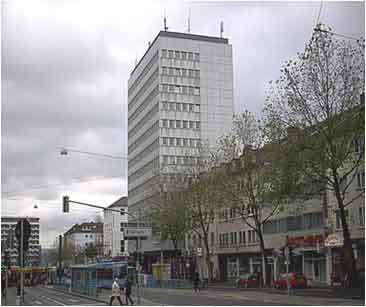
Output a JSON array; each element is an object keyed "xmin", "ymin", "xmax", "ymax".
[{"xmin": 124, "ymin": 227, "xmax": 152, "ymax": 240}]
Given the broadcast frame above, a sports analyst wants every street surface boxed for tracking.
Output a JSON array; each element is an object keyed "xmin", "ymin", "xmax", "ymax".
[{"xmin": 2, "ymin": 285, "xmax": 364, "ymax": 306}]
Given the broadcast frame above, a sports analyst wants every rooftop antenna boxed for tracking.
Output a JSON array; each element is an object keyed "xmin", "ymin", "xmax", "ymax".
[
  {"xmin": 164, "ymin": 9, "xmax": 168, "ymax": 31},
  {"xmin": 220, "ymin": 21, "xmax": 224, "ymax": 38},
  {"xmin": 187, "ymin": 8, "xmax": 191, "ymax": 33}
]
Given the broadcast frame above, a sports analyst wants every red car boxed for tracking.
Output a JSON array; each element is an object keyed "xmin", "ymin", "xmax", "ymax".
[
  {"xmin": 274, "ymin": 272, "xmax": 307, "ymax": 289},
  {"xmin": 235, "ymin": 273, "xmax": 259, "ymax": 288}
]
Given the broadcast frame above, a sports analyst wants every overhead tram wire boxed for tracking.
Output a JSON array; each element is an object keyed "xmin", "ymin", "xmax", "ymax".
[{"xmin": 58, "ymin": 147, "xmax": 128, "ymax": 160}]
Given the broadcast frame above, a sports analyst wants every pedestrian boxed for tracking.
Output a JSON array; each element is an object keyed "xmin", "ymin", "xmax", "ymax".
[
  {"xmin": 124, "ymin": 277, "xmax": 134, "ymax": 305},
  {"xmin": 193, "ymin": 271, "xmax": 200, "ymax": 293},
  {"xmin": 109, "ymin": 278, "xmax": 123, "ymax": 306}
]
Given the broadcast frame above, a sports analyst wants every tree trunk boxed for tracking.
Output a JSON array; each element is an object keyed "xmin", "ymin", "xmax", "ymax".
[
  {"xmin": 203, "ymin": 234, "xmax": 213, "ymax": 282},
  {"xmin": 334, "ymin": 182, "xmax": 358, "ymax": 288},
  {"xmin": 257, "ymin": 230, "xmax": 268, "ymax": 287}
]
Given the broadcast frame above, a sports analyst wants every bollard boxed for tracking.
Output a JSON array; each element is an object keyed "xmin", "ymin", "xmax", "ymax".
[{"xmin": 16, "ymin": 295, "xmax": 21, "ymax": 306}]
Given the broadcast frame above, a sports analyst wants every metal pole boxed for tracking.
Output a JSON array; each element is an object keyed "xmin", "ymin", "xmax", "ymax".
[
  {"xmin": 136, "ymin": 209, "xmax": 141, "ymax": 305},
  {"xmin": 20, "ymin": 219, "xmax": 24, "ymax": 305},
  {"xmin": 5, "ymin": 260, "xmax": 8, "ymax": 305},
  {"xmin": 58, "ymin": 235, "xmax": 62, "ymax": 285}
]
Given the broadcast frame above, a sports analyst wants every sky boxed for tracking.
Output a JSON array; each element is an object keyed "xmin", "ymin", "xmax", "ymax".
[{"xmin": 1, "ymin": 0, "xmax": 364, "ymax": 248}]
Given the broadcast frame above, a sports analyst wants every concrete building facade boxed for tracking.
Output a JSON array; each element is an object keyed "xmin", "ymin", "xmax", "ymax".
[
  {"xmin": 63, "ymin": 222, "xmax": 103, "ymax": 257},
  {"xmin": 1, "ymin": 216, "xmax": 41, "ymax": 266},
  {"xmin": 127, "ymin": 31, "xmax": 234, "ymax": 257},
  {"xmin": 103, "ymin": 196, "xmax": 129, "ymax": 257}
]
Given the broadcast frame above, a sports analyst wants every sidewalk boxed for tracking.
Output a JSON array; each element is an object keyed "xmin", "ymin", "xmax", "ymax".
[
  {"xmin": 1, "ymin": 286, "xmax": 17, "ymax": 306},
  {"xmin": 207, "ymin": 283, "xmax": 364, "ymax": 300},
  {"xmin": 141, "ymin": 287, "xmax": 364, "ymax": 306},
  {"xmin": 46, "ymin": 285, "xmax": 160, "ymax": 306}
]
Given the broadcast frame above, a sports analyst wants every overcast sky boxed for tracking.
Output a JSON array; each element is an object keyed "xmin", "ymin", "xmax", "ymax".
[{"xmin": 1, "ymin": 0, "xmax": 364, "ymax": 248}]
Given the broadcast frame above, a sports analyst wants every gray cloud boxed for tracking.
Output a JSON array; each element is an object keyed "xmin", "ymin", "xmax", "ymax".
[{"xmin": 2, "ymin": 1, "xmax": 364, "ymax": 247}]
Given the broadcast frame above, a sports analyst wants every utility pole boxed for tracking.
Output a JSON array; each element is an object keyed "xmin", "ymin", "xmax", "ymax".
[
  {"xmin": 58, "ymin": 235, "xmax": 62, "ymax": 285},
  {"xmin": 20, "ymin": 219, "xmax": 24, "ymax": 305},
  {"xmin": 136, "ymin": 209, "xmax": 141, "ymax": 306}
]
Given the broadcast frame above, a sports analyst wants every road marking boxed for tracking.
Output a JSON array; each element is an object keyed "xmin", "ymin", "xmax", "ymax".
[
  {"xmin": 41, "ymin": 295, "xmax": 67, "ymax": 305},
  {"xmin": 68, "ymin": 298, "xmax": 79, "ymax": 303},
  {"xmin": 34, "ymin": 300, "xmax": 42, "ymax": 305}
]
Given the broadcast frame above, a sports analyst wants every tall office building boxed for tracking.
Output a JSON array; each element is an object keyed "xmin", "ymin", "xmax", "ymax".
[
  {"xmin": 1, "ymin": 216, "xmax": 41, "ymax": 266},
  {"xmin": 128, "ymin": 31, "xmax": 233, "ymax": 217}
]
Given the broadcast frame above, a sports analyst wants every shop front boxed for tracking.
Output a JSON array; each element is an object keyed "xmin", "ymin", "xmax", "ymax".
[{"xmin": 286, "ymin": 234, "xmax": 327, "ymax": 285}]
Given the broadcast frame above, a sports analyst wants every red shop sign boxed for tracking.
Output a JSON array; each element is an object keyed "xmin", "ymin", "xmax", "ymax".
[{"xmin": 287, "ymin": 234, "xmax": 323, "ymax": 247}]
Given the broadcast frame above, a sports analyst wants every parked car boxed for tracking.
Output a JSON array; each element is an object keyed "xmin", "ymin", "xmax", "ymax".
[
  {"xmin": 235, "ymin": 273, "xmax": 259, "ymax": 288},
  {"xmin": 273, "ymin": 272, "xmax": 307, "ymax": 289}
]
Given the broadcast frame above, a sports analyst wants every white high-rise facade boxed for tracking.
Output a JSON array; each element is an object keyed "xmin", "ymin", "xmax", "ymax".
[{"xmin": 128, "ymin": 31, "xmax": 233, "ymax": 216}]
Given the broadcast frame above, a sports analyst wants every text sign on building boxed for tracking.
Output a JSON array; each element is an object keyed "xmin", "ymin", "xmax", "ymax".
[
  {"xmin": 287, "ymin": 234, "xmax": 323, "ymax": 247},
  {"xmin": 124, "ymin": 227, "xmax": 152, "ymax": 240}
]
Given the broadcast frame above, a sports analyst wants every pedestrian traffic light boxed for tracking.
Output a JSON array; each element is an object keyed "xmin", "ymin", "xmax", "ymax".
[{"xmin": 63, "ymin": 195, "xmax": 70, "ymax": 213}]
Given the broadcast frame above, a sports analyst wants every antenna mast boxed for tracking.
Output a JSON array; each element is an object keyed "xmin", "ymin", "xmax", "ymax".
[
  {"xmin": 187, "ymin": 8, "xmax": 191, "ymax": 33},
  {"xmin": 164, "ymin": 9, "xmax": 168, "ymax": 31},
  {"xmin": 220, "ymin": 21, "xmax": 224, "ymax": 38}
]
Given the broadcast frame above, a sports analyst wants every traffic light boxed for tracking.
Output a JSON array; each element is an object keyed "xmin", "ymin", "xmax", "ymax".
[
  {"xmin": 63, "ymin": 195, "xmax": 70, "ymax": 213},
  {"xmin": 120, "ymin": 208, "xmax": 125, "ymax": 215},
  {"xmin": 15, "ymin": 219, "xmax": 31, "ymax": 252}
]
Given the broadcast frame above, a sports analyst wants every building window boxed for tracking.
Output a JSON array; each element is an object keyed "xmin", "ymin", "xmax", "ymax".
[
  {"xmin": 169, "ymin": 138, "xmax": 175, "ymax": 146},
  {"xmin": 357, "ymin": 170, "xmax": 365, "ymax": 188},
  {"xmin": 176, "ymin": 120, "xmax": 181, "ymax": 128},
  {"xmin": 163, "ymin": 156, "xmax": 168, "ymax": 165},
  {"xmin": 162, "ymin": 137, "xmax": 168, "ymax": 146},
  {"xmin": 188, "ymin": 52, "xmax": 193, "ymax": 60},
  {"xmin": 189, "ymin": 121, "xmax": 194, "ymax": 129},
  {"xmin": 359, "ymin": 207, "xmax": 365, "ymax": 226},
  {"xmin": 162, "ymin": 119, "xmax": 168, "ymax": 128},
  {"xmin": 169, "ymin": 120, "xmax": 175, "ymax": 128},
  {"xmin": 194, "ymin": 53, "xmax": 200, "ymax": 61},
  {"xmin": 189, "ymin": 104, "xmax": 195, "ymax": 112},
  {"xmin": 120, "ymin": 240, "xmax": 125, "ymax": 253},
  {"xmin": 161, "ymin": 49, "xmax": 167, "ymax": 57},
  {"xmin": 168, "ymin": 50, "xmax": 174, "ymax": 58},
  {"xmin": 182, "ymin": 104, "xmax": 188, "ymax": 112},
  {"xmin": 176, "ymin": 103, "xmax": 182, "ymax": 111},
  {"xmin": 175, "ymin": 50, "xmax": 180, "ymax": 59},
  {"xmin": 194, "ymin": 87, "xmax": 200, "ymax": 95},
  {"xmin": 176, "ymin": 138, "xmax": 181, "ymax": 146},
  {"xmin": 354, "ymin": 136, "xmax": 364, "ymax": 153},
  {"xmin": 210, "ymin": 232, "xmax": 215, "ymax": 246},
  {"xmin": 230, "ymin": 232, "xmax": 234, "ymax": 245},
  {"xmin": 181, "ymin": 52, "xmax": 187, "ymax": 60},
  {"xmin": 183, "ymin": 138, "xmax": 188, "ymax": 146},
  {"xmin": 183, "ymin": 120, "xmax": 188, "ymax": 129},
  {"xmin": 196, "ymin": 122, "xmax": 200, "ymax": 129}
]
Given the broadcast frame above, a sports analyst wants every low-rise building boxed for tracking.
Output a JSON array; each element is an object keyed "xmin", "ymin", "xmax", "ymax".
[
  {"xmin": 63, "ymin": 222, "xmax": 103, "ymax": 259},
  {"xmin": 103, "ymin": 196, "xmax": 129, "ymax": 258}
]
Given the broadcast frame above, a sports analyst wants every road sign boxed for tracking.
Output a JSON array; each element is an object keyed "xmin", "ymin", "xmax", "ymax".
[{"xmin": 124, "ymin": 227, "xmax": 152, "ymax": 239}]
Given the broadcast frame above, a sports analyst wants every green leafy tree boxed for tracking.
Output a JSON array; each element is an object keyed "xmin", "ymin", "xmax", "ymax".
[
  {"xmin": 263, "ymin": 24, "xmax": 365, "ymax": 286},
  {"xmin": 215, "ymin": 111, "xmax": 296, "ymax": 286}
]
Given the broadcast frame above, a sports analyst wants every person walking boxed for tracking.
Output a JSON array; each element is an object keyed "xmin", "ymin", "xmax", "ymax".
[
  {"xmin": 193, "ymin": 271, "xmax": 200, "ymax": 293},
  {"xmin": 109, "ymin": 278, "xmax": 123, "ymax": 306},
  {"xmin": 124, "ymin": 277, "xmax": 134, "ymax": 305}
]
